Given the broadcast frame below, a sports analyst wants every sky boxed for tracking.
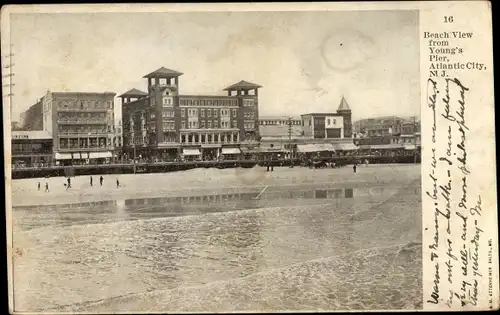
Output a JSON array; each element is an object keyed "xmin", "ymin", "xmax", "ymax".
[{"xmin": 8, "ymin": 10, "xmax": 420, "ymax": 123}]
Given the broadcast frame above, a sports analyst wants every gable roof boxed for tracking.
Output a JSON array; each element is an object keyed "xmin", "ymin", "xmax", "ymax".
[
  {"xmin": 337, "ymin": 96, "xmax": 351, "ymax": 111},
  {"xmin": 143, "ymin": 67, "xmax": 183, "ymax": 78},
  {"xmin": 223, "ymin": 80, "xmax": 262, "ymax": 91},
  {"xmin": 119, "ymin": 88, "xmax": 148, "ymax": 98}
]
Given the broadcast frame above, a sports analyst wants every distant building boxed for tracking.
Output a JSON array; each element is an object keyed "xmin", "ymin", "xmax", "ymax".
[
  {"xmin": 19, "ymin": 100, "xmax": 44, "ymax": 131},
  {"xmin": 11, "ymin": 121, "xmax": 22, "ymax": 131},
  {"xmin": 353, "ymin": 116, "xmax": 420, "ymax": 137},
  {"xmin": 301, "ymin": 96, "xmax": 353, "ymax": 139},
  {"xmin": 120, "ymin": 66, "xmax": 261, "ymax": 161},
  {"xmin": 258, "ymin": 116, "xmax": 302, "ymax": 138}
]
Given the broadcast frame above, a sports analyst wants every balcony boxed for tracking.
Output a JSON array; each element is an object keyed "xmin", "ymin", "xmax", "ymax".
[
  {"xmin": 58, "ymin": 146, "xmax": 114, "ymax": 152},
  {"xmin": 57, "ymin": 131, "xmax": 110, "ymax": 137},
  {"xmin": 57, "ymin": 107, "xmax": 108, "ymax": 112},
  {"xmin": 57, "ymin": 119, "xmax": 107, "ymax": 125}
]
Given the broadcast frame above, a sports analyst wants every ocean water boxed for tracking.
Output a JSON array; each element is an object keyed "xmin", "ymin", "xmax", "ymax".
[{"xmin": 12, "ymin": 166, "xmax": 422, "ymax": 312}]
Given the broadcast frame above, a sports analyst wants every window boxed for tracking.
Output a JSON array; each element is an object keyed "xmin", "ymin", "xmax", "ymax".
[
  {"xmin": 201, "ymin": 109, "xmax": 205, "ymax": 116},
  {"xmin": 181, "ymin": 121, "xmax": 186, "ymax": 129},
  {"xmin": 201, "ymin": 120, "xmax": 205, "ymax": 128},
  {"xmin": 181, "ymin": 109, "xmax": 185, "ymax": 117},
  {"xmin": 327, "ymin": 119, "xmax": 330, "ymax": 125},
  {"xmin": 151, "ymin": 113, "xmax": 156, "ymax": 119},
  {"xmin": 214, "ymin": 109, "xmax": 218, "ymax": 117},
  {"xmin": 333, "ymin": 119, "xmax": 336, "ymax": 124},
  {"xmin": 232, "ymin": 121, "xmax": 237, "ymax": 128},
  {"xmin": 208, "ymin": 100, "xmax": 213, "ymax": 106},
  {"xmin": 208, "ymin": 121, "xmax": 212, "ymax": 128},
  {"xmin": 207, "ymin": 109, "xmax": 212, "ymax": 117},
  {"xmin": 214, "ymin": 121, "xmax": 218, "ymax": 128}
]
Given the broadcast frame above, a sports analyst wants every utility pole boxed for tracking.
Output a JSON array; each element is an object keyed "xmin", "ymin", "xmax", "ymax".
[
  {"xmin": 287, "ymin": 117, "xmax": 293, "ymax": 160},
  {"xmin": 412, "ymin": 116, "xmax": 417, "ymax": 163},
  {"xmin": 3, "ymin": 44, "xmax": 15, "ymax": 123}
]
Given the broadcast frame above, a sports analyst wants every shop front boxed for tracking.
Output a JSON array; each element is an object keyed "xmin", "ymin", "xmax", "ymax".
[
  {"xmin": 201, "ymin": 144, "xmax": 221, "ymax": 161},
  {"xmin": 220, "ymin": 147, "xmax": 241, "ymax": 161},
  {"xmin": 182, "ymin": 148, "xmax": 202, "ymax": 161},
  {"xmin": 296, "ymin": 143, "xmax": 336, "ymax": 160}
]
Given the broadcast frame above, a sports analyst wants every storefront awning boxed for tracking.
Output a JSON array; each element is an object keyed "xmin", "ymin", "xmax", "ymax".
[
  {"xmin": 55, "ymin": 152, "xmax": 72, "ymax": 160},
  {"xmin": 221, "ymin": 148, "xmax": 241, "ymax": 155},
  {"xmin": 297, "ymin": 143, "xmax": 335, "ymax": 153},
  {"xmin": 89, "ymin": 151, "xmax": 113, "ymax": 159},
  {"xmin": 183, "ymin": 149, "xmax": 201, "ymax": 156},
  {"xmin": 369, "ymin": 144, "xmax": 404, "ymax": 150},
  {"xmin": 334, "ymin": 143, "xmax": 359, "ymax": 151}
]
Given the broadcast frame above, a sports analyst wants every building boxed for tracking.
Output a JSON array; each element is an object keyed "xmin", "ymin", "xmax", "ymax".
[
  {"xmin": 120, "ymin": 67, "xmax": 261, "ymax": 161},
  {"xmin": 11, "ymin": 130, "xmax": 53, "ymax": 168},
  {"xmin": 19, "ymin": 100, "xmax": 44, "ymax": 131},
  {"xmin": 353, "ymin": 116, "xmax": 420, "ymax": 137},
  {"xmin": 11, "ymin": 121, "xmax": 22, "ymax": 131},
  {"xmin": 259, "ymin": 116, "xmax": 302, "ymax": 138},
  {"xmin": 29, "ymin": 91, "xmax": 118, "ymax": 164},
  {"xmin": 301, "ymin": 96, "xmax": 353, "ymax": 139}
]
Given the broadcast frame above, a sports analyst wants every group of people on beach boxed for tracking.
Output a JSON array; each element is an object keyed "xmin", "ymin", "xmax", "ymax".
[{"xmin": 37, "ymin": 175, "xmax": 121, "ymax": 192}]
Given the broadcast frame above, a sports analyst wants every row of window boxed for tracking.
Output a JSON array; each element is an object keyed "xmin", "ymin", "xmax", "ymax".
[
  {"xmin": 179, "ymin": 99, "xmax": 238, "ymax": 106},
  {"xmin": 58, "ymin": 126, "xmax": 113, "ymax": 133},
  {"xmin": 58, "ymin": 112, "xmax": 106, "ymax": 119},
  {"xmin": 243, "ymin": 99, "xmax": 255, "ymax": 107},
  {"xmin": 57, "ymin": 100, "xmax": 112, "ymax": 109},
  {"xmin": 59, "ymin": 138, "xmax": 110, "ymax": 148},
  {"xmin": 259, "ymin": 120, "xmax": 301, "ymax": 125},
  {"xmin": 180, "ymin": 133, "xmax": 239, "ymax": 144},
  {"xmin": 244, "ymin": 122, "xmax": 256, "ymax": 129},
  {"xmin": 180, "ymin": 108, "xmax": 238, "ymax": 118}
]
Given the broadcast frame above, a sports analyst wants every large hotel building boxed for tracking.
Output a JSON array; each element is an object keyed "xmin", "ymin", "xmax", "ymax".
[
  {"xmin": 120, "ymin": 67, "xmax": 261, "ymax": 160},
  {"xmin": 12, "ymin": 91, "xmax": 118, "ymax": 167}
]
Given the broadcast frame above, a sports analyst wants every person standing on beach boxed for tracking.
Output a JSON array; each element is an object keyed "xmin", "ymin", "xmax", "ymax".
[
  {"xmin": 353, "ymin": 163, "xmax": 357, "ymax": 173},
  {"xmin": 45, "ymin": 182, "xmax": 49, "ymax": 192},
  {"xmin": 67, "ymin": 177, "xmax": 71, "ymax": 189},
  {"xmin": 100, "ymin": 176, "xmax": 103, "ymax": 186},
  {"xmin": 37, "ymin": 182, "xmax": 40, "ymax": 191},
  {"xmin": 116, "ymin": 178, "xmax": 120, "ymax": 188},
  {"xmin": 90, "ymin": 176, "xmax": 93, "ymax": 187}
]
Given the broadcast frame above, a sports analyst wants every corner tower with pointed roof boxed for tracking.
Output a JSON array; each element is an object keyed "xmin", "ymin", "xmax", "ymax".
[
  {"xmin": 224, "ymin": 80, "xmax": 262, "ymax": 143},
  {"xmin": 336, "ymin": 96, "xmax": 352, "ymax": 138}
]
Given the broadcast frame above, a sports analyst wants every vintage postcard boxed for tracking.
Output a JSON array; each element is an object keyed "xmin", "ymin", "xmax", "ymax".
[{"xmin": 2, "ymin": 2, "xmax": 498, "ymax": 313}]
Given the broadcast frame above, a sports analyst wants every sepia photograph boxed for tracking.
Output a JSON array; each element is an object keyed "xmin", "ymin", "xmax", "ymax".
[{"xmin": 4, "ymin": 5, "xmax": 425, "ymax": 313}]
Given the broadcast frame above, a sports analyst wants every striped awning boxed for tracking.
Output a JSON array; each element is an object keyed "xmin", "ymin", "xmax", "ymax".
[
  {"xmin": 183, "ymin": 149, "xmax": 201, "ymax": 156},
  {"xmin": 221, "ymin": 148, "xmax": 241, "ymax": 155},
  {"xmin": 297, "ymin": 143, "xmax": 335, "ymax": 153},
  {"xmin": 89, "ymin": 151, "xmax": 113, "ymax": 159},
  {"xmin": 55, "ymin": 152, "xmax": 72, "ymax": 160},
  {"xmin": 334, "ymin": 143, "xmax": 359, "ymax": 151}
]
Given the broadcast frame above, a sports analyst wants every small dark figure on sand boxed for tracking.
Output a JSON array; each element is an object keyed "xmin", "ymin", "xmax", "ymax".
[
  {"xmin": 353, "ymin": 164, "xmax": 357, "ymax": 173},
  {"xmin": 37, "ymin": 182, "xmax": 41, "ymax": 191},
  {"xmin": 100, "ymin": 176, "xmax": 103, "ymax": 186},
  {"xmin": 45, "ymin": 182, "xmax": 49, "ymax": 192},
  {"xmin": 67, "ymin": 177, "xmax": 71, "ymax": 189},
  {"xmin": 116, "ymin": 178, "xmax": 120, "ymax": 188},
  {"xmin": 90, "ymin": 176, "xmax": 93, "ymax": 187}
]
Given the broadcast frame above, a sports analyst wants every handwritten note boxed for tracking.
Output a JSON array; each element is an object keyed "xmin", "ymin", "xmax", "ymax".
[{"xmin": 423, "ymin": 18, "xmax": 496, "ymax": 310}]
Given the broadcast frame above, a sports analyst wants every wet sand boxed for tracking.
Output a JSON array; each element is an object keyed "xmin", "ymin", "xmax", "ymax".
[{"xmin": 11, "ymin": 164, "xmax": 420, "ymax": 206}]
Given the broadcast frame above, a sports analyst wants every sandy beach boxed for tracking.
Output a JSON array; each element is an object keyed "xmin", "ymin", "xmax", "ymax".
[{"xmin": 11, "ymin": 164, "xmax": 420, "ymax": 207}]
